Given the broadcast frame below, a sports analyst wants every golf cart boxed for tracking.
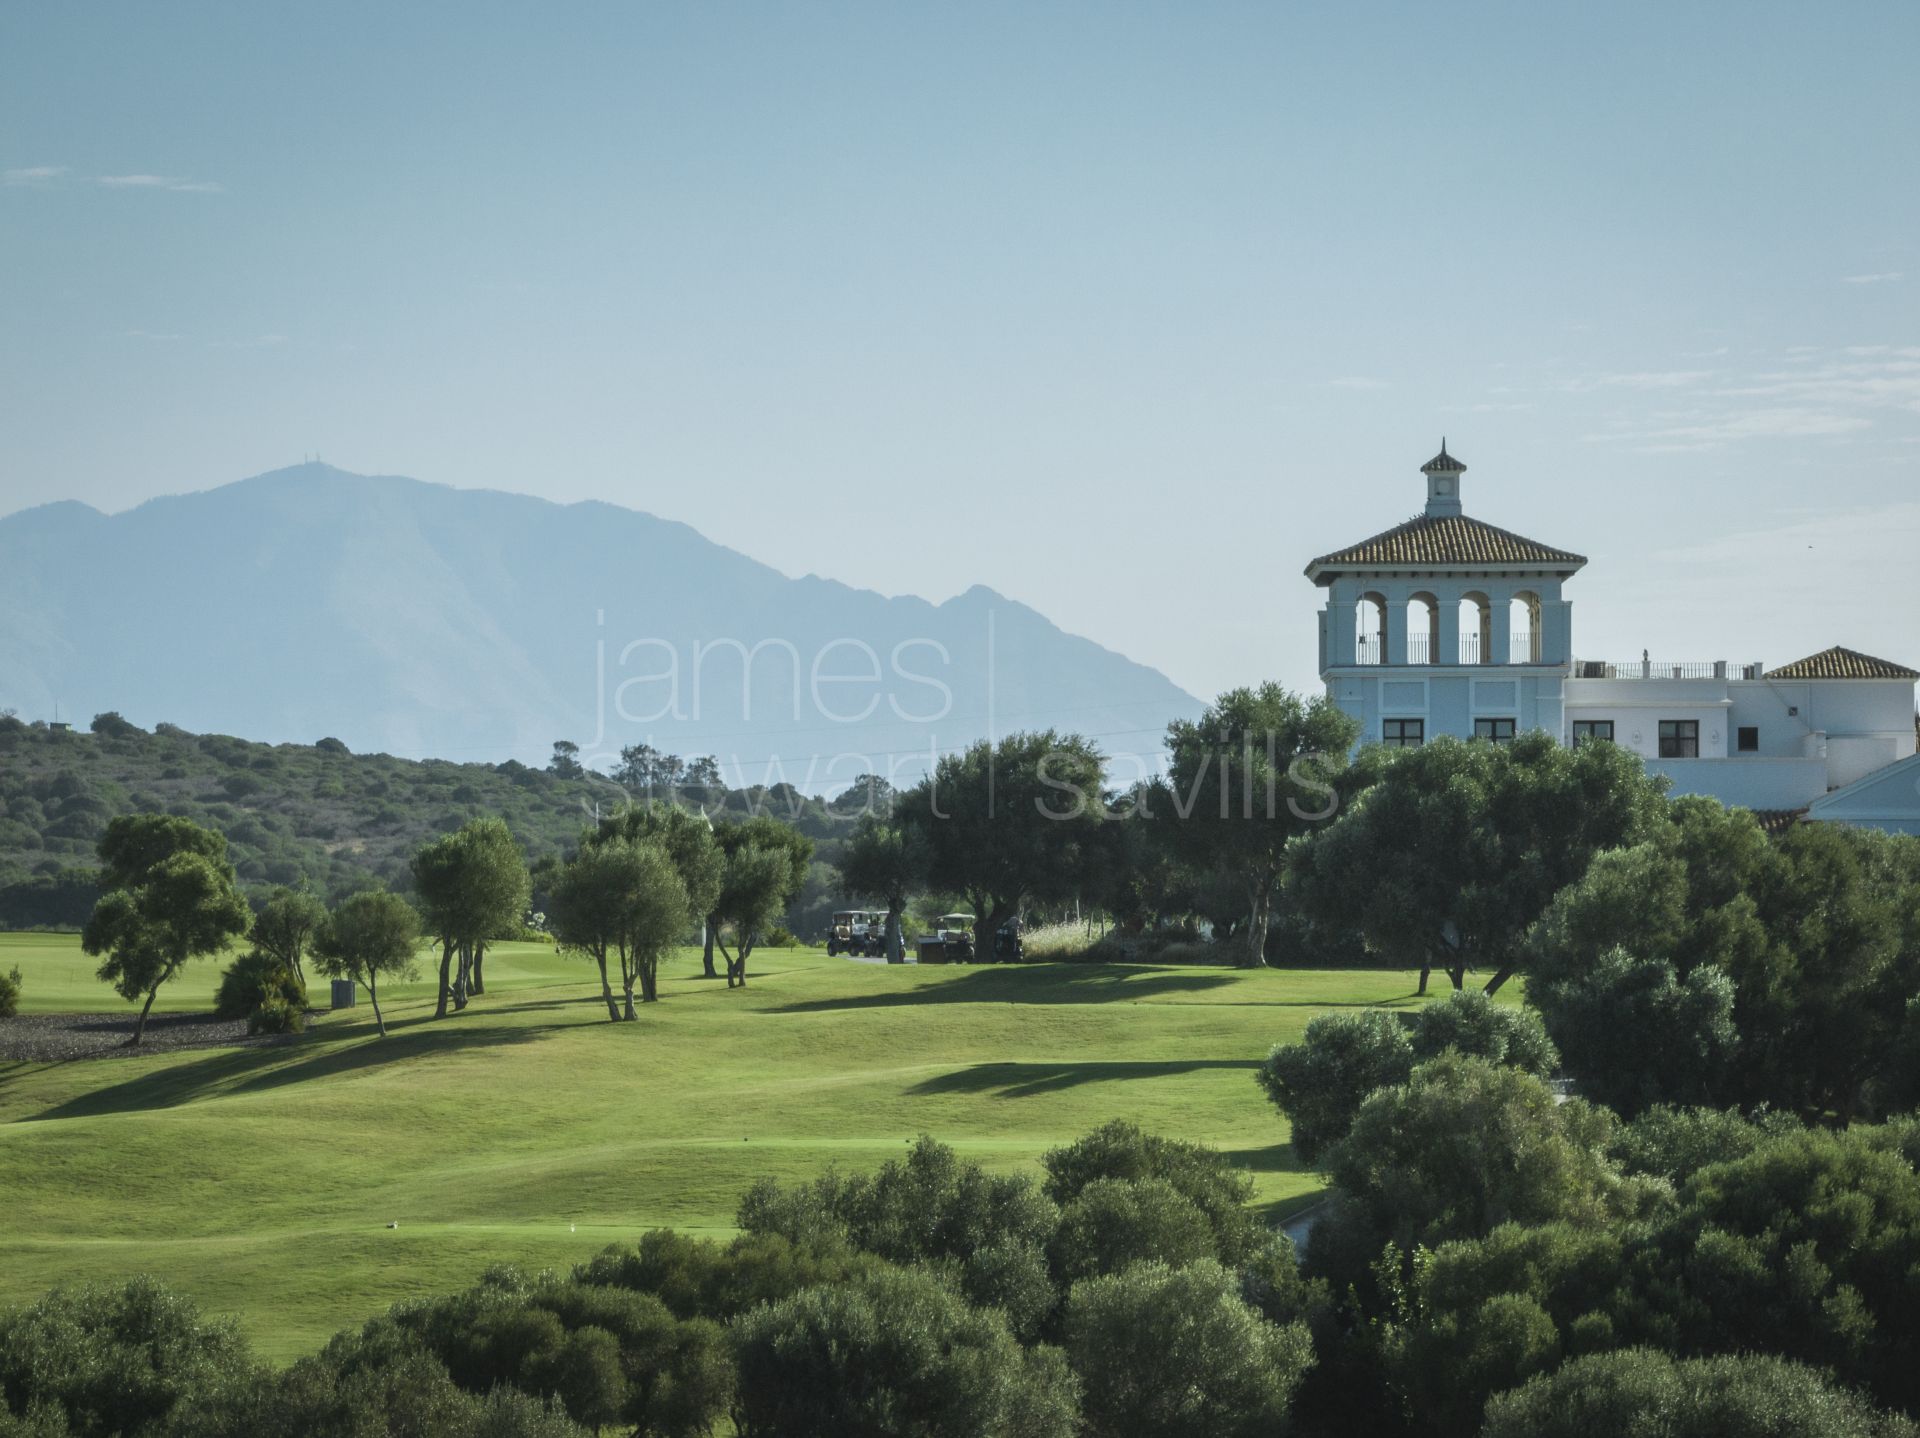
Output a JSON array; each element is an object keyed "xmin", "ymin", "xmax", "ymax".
[
  {"xmin": 915, "ymin": 913, "xmax": 976, "ymax": 965},
  {"xmin": 826, "ymin": 910, "xmax": 886, "ymax": 958}
]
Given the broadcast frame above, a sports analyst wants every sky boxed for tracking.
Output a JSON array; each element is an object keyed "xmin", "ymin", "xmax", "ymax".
[{"xmin": 4, "ymin": 1, "xmax": 1918, "ymax": 703}]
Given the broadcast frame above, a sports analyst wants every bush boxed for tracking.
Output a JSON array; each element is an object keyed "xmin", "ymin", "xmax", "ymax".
[
  {"xmin": 1481, "ymin": 1348, "xmax": 1918, "ymax": 1438},
  {"xmin": 215, "ymin": 951, "xmax": 306, "ymax": 1022},
  {"xmin": 1324, "ymin": 1054, "xmax": 1634, "ymax": 1251},
  {"xmin": 1048, "ymin": 1176, "xmax": 1216, "ymax": 1286},
  {"xmin": 1042, "ymin": 1120, "xmax": 1266, "ymax": 1265},
  {"xmin": 0, "ymin": 965, "xmax": 19, "ymax": 1019},
  {"xmin": 1258, "ymin": 1009, "xmax": 1414, "ymax": 1165},
  {"xmin": 247, "ymin": 998, "xmax": 306, "ymax": 1035},
  {"xmin": 730, "ymin": 1266, "xmax": 1080, "ymax": 1438},
  {"xmin": 0, "ymin": 1276, "xmax": 257, "ymax": 1438},
  {"xmin": 1411, "ymin": 990, "xmax": 1558, "ymax": 1075},
  {"xmin": 1062, "ymin": 1259, "xmax": 1314, "ymax": 1438}
]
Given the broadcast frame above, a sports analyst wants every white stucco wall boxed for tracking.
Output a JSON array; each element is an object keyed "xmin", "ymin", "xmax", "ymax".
[{"xmin": 1644, "ymin": 756, "xmax": 1831, "ymax": 809}]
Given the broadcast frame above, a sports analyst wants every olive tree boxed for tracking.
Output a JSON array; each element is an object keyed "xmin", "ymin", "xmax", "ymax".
[
  {"xmin": 548, "ymin": 838, "xmax": 691, "ymax": 1018},
  {"xmin": 82, "ymin": 816, "xmax": 251, "ymax": 1045},
  {"xmin": 411, "ymin": 818, "xmax": 531, "ymax": 1016},
  {"xmin": 249, "ymin": 887, "xmax": 327, "ymax": 987},
  {"xmin": 897, "ymin": 731, "xmax": 1107, "ymax": 957},
  {"xmin": 314, "ymin": 891, "xmax": 421, "ymax": 1037},
  {"xmin": 1289, "ymin": 733, "xmax": 1667, "ymax": 993},
  {"xmin": 1161, "ymin": 683, "xmax": 1362, "ymax": 967},
  {"xmin": 835, "ymin": 816, "xmax": 927, "ymax": 962}
]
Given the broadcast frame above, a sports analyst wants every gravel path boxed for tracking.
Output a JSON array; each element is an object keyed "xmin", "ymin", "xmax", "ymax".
[{"xmin": 0, "ymin": 1010, "xmax": 317, "ymax": 1063}]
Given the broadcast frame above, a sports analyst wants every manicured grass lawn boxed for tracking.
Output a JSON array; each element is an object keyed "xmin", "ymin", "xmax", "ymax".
[{"xmin": 0, "ymin": 933, "xmax": 1438, "ymax": 1361}]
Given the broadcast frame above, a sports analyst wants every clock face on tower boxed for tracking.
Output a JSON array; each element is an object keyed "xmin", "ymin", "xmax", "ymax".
[{"xmin": 1435, "ymin": 477, "xmax": 1454, "ymax": 495}]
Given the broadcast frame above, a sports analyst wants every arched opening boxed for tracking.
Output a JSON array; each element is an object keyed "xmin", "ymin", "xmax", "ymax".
[
  {"xmin": 1510, "ymin": 592, "xmax": 1542, "ymax": 664},
  {"xmin": 1357, "ymin": 591, "xmax": 1387, "ymax": 666},
  {"xmin": 1459, "ymin": 592, "xmax": 1492, "ymax": 665},
  {"xmin": 1407, "ymin": 592, "xmax": 1439, "ymax": 665}
]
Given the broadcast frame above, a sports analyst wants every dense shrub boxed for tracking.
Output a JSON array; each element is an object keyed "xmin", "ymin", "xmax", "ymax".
[
  {"xmin": 246, "ymin": 998, "xmax": 306, "ymax": 1035},
  {"xmin": 1481, "ymin": 1349, "xmax": 1918, "ymax": 1438},
  {"xmin": 574, "ymin": 1229, "xmax": 881, "ymax": 1323},
  {"xmin": 1322, "ymin": 1055, "xmax": 1639, "ymax": 1254},
  {"xmin": 1062, "ymin": 1259, "xmax": 1314, "ymax": 1438},
  {"xmin": 0, "ymin": 1276, "xmax": 256, "ymax": 1438},
  {"xmin": 213, "ymin": 951, "xmax": 306, "ymax": 1022},
  {"xmin": 1042, "ymin": 1119, "xmax": 1267, "ymax": 1265},
  {"xmin": 0, "ymin": 966, "xmax": 19, "ymax": 1019},
  {"xmin": 1047, "ymin": 1176, "xmax": 1215, "ymax": 1286},
  {"xmin": 730, "ymin": 1266, "xmax": 1080, "ymax": 1438},
  {"xmin": 1258, "ymin": 1009, "xmax": 1415, "ymax": 1165},
  {"xmin": 1410, "ymin": 990, "xmax": 1558, "ymax": 1074}
]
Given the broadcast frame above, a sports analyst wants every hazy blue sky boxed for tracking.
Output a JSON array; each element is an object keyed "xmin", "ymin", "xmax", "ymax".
[{"xmin": 5, "ymin": 2, "xmax": 1917, "ymax": 703}]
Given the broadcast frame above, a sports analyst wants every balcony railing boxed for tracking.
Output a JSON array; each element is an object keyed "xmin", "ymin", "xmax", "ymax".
[{"xmin": 1573, "ymin": 659, "xmax": 1751, "ymax": 680}]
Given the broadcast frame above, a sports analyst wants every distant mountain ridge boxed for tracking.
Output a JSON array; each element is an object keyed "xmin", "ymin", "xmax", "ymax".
[{"xmin": 0, "ymin": 465, "xmax": 1201, "ymax": 776}]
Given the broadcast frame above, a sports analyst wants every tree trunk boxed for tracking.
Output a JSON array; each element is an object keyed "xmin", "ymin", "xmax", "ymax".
[
  {"xmin": 885, "ymin": 902, "xmax": 905, "ymax": 963},
  {"xmin": 1416, "ymin": 963, "xmax": 1431, "ymax": 997},
  {"xmin": 368, "ymin": 975, "xmax": 386, "ymax": 1037},
  {"xmin": 470, "ymin": 941, "xmax": 486, "ymax": 996},
  {"xmin": 639, "ymin": 961, "xmax": 658, "ymax": 1003},
  {"xmin": 453, "ymin": 944, "xmax": 471, "ymax": 1010},
  {"xmin": 435, "ymin": 938, "xmax": 456, "ymax": 1019},
  {"xmin": 1242, "ymin": 884, "xmax": 1271, "ymax": 970},
  {"xmin": 1447, "ymin": 965, "xmax": 1466, "ymax": 991},
  {"xmin": 701, "ymin": 917, "xmax": 719, "ymax": 979},
  {"xmin": 735, "ymin": 934, "xmax": 754, "ymax": 987},
  {"xmin": 595, "ymin": 955, "xmax": 619, "ymax": 1022},
  {"xmin": 131, "ymin": 985, "xmax": 159, "ymax": 1045},
  {"xmin": 621, "ymin": 978, "xmax": 637, "ymax": 1021},
  {"xmin": 1482, "ymin": 966, "xmax": 1514, "ymax": 996},
  {"xmin": 980, "ymin": 904, "xmax": 1011, "ymax": 963}
]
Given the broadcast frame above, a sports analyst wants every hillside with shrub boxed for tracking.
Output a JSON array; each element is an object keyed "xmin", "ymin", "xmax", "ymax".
[{"xmin": 0, "ymin": 712, "xmax": 852, "ymax": 933}]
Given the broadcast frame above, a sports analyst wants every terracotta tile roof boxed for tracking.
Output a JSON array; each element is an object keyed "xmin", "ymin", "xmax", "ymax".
[
  {"xmin": 1306, "ymin": 512, "xmax": 1587, "ymax": 574},
  {"xmin": 1420, "ymin": 443, "xmax": 1465, "ymax": 474},
  {"xmin": 1751, "ymin": 808, "xmax": 1806, "ymax": 837},
  {"xmin": 1764, "ymin": 646, "xmax": 1920, "ymax": 681}
]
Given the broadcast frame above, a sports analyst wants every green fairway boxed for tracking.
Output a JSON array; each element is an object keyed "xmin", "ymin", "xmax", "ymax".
[{"xmin": 0, "ymin": 933, "xmax": 1436, "ymax": 1361}]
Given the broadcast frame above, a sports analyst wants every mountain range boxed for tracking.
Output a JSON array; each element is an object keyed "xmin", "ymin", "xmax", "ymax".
[{"xmin": 0, "ymin": 465, "xmax": 1201, "ymax": 783}]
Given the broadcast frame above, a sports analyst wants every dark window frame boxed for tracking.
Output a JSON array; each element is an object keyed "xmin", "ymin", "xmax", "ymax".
[
  {"xmin": 1571, "ymin": 719, "xmax": 1615, "ymax": 745},
  {"xmin": 1658, "ymin": 719, "xmax": 1699, "ymax": 758},
  {"xmin": 1473, "ymin": 717, "xmax": 1517, "ymax": 745},
  {"xmin": 1382, "ymin": 718, "xmax": 1424, "ymax": 749},
  {"xmin": 1736, "ymin": 725, "xmax": 1759, "ymax": 753}
]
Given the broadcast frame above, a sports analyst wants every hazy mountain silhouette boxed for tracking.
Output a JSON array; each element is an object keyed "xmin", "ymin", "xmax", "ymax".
[{"xmin": 0, "ymin": 464, "xmax": 1200, "ymax": 783}]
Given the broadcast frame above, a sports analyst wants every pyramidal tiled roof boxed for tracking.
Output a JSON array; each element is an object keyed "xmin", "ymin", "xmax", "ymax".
[
  {"xmin": 1765, "ymin": 646, "xmax": 1920, "ymax": 681},
  {"xmin": 1306, "ymin": 512, "xmax": 1587, "ymax": 574},
  {"xmin": 1420, "ymin": 443, "xmax": 1465, "ymax": 474}
]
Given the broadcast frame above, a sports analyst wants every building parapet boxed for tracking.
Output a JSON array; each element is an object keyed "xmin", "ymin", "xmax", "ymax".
[{"xmin": 1573, "ymin": 658, "xmax": 1764, "ymax": 680}]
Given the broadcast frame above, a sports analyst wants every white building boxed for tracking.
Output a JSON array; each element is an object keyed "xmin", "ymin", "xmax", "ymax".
[{"xmin": 1305, "ymin": 445, "xmax": 1920, "ymax": 833}]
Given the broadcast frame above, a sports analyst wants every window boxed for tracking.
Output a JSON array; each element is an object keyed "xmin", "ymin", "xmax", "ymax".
[
  {"xmin": 1382, "ymin": 718, "xmax": 1423, "ymax": 748},
  {"xmin": 1736, "ymin": 726, "xmax": 1759, "ymax": 752},
  {"xmin": 1658, "ymin": 719, "xmax": 1699, "ymax": 758},
  {"xmin": 1473, "ymin": 717, "xmax": 1516, "ymax": 744},
  {"xmin": 1571, "ymin": 719, "xmax": 1614, "ymax": 745}
]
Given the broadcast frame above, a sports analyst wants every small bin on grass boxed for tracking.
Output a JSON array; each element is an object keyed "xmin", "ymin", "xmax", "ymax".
[{"xmin": 330, "ymin": 979, "xmax": 356, "ymax": 1010}]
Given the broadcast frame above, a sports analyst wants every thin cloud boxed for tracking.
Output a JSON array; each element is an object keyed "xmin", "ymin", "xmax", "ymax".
[
  {"xmin": 3, "ymin": 165, "xmax": 67, "ymax": 184},
  {"xmin": 208, "ymin": 333, "xmax": 289, "ymax": 350},
  {"xmin": 1841, "ymin": 271, "xmax": 1902, "ymax": 285},
  {"xmin": 98, "ymin": 173, "xmax": 224, "ymax": 193}
]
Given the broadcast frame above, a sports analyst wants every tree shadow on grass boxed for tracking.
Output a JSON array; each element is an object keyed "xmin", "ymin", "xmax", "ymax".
[
  {"xmin": 906, "ymin": 1057, "xmax": 1259, "ymax": 1098},
  {"xmin": 26, "ymin": 1006, "xmax": 585, "ymax": 1123},
  {"xmin": 771, "ymin": 965, "xmax": 1236, "ymax": 1014}
]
